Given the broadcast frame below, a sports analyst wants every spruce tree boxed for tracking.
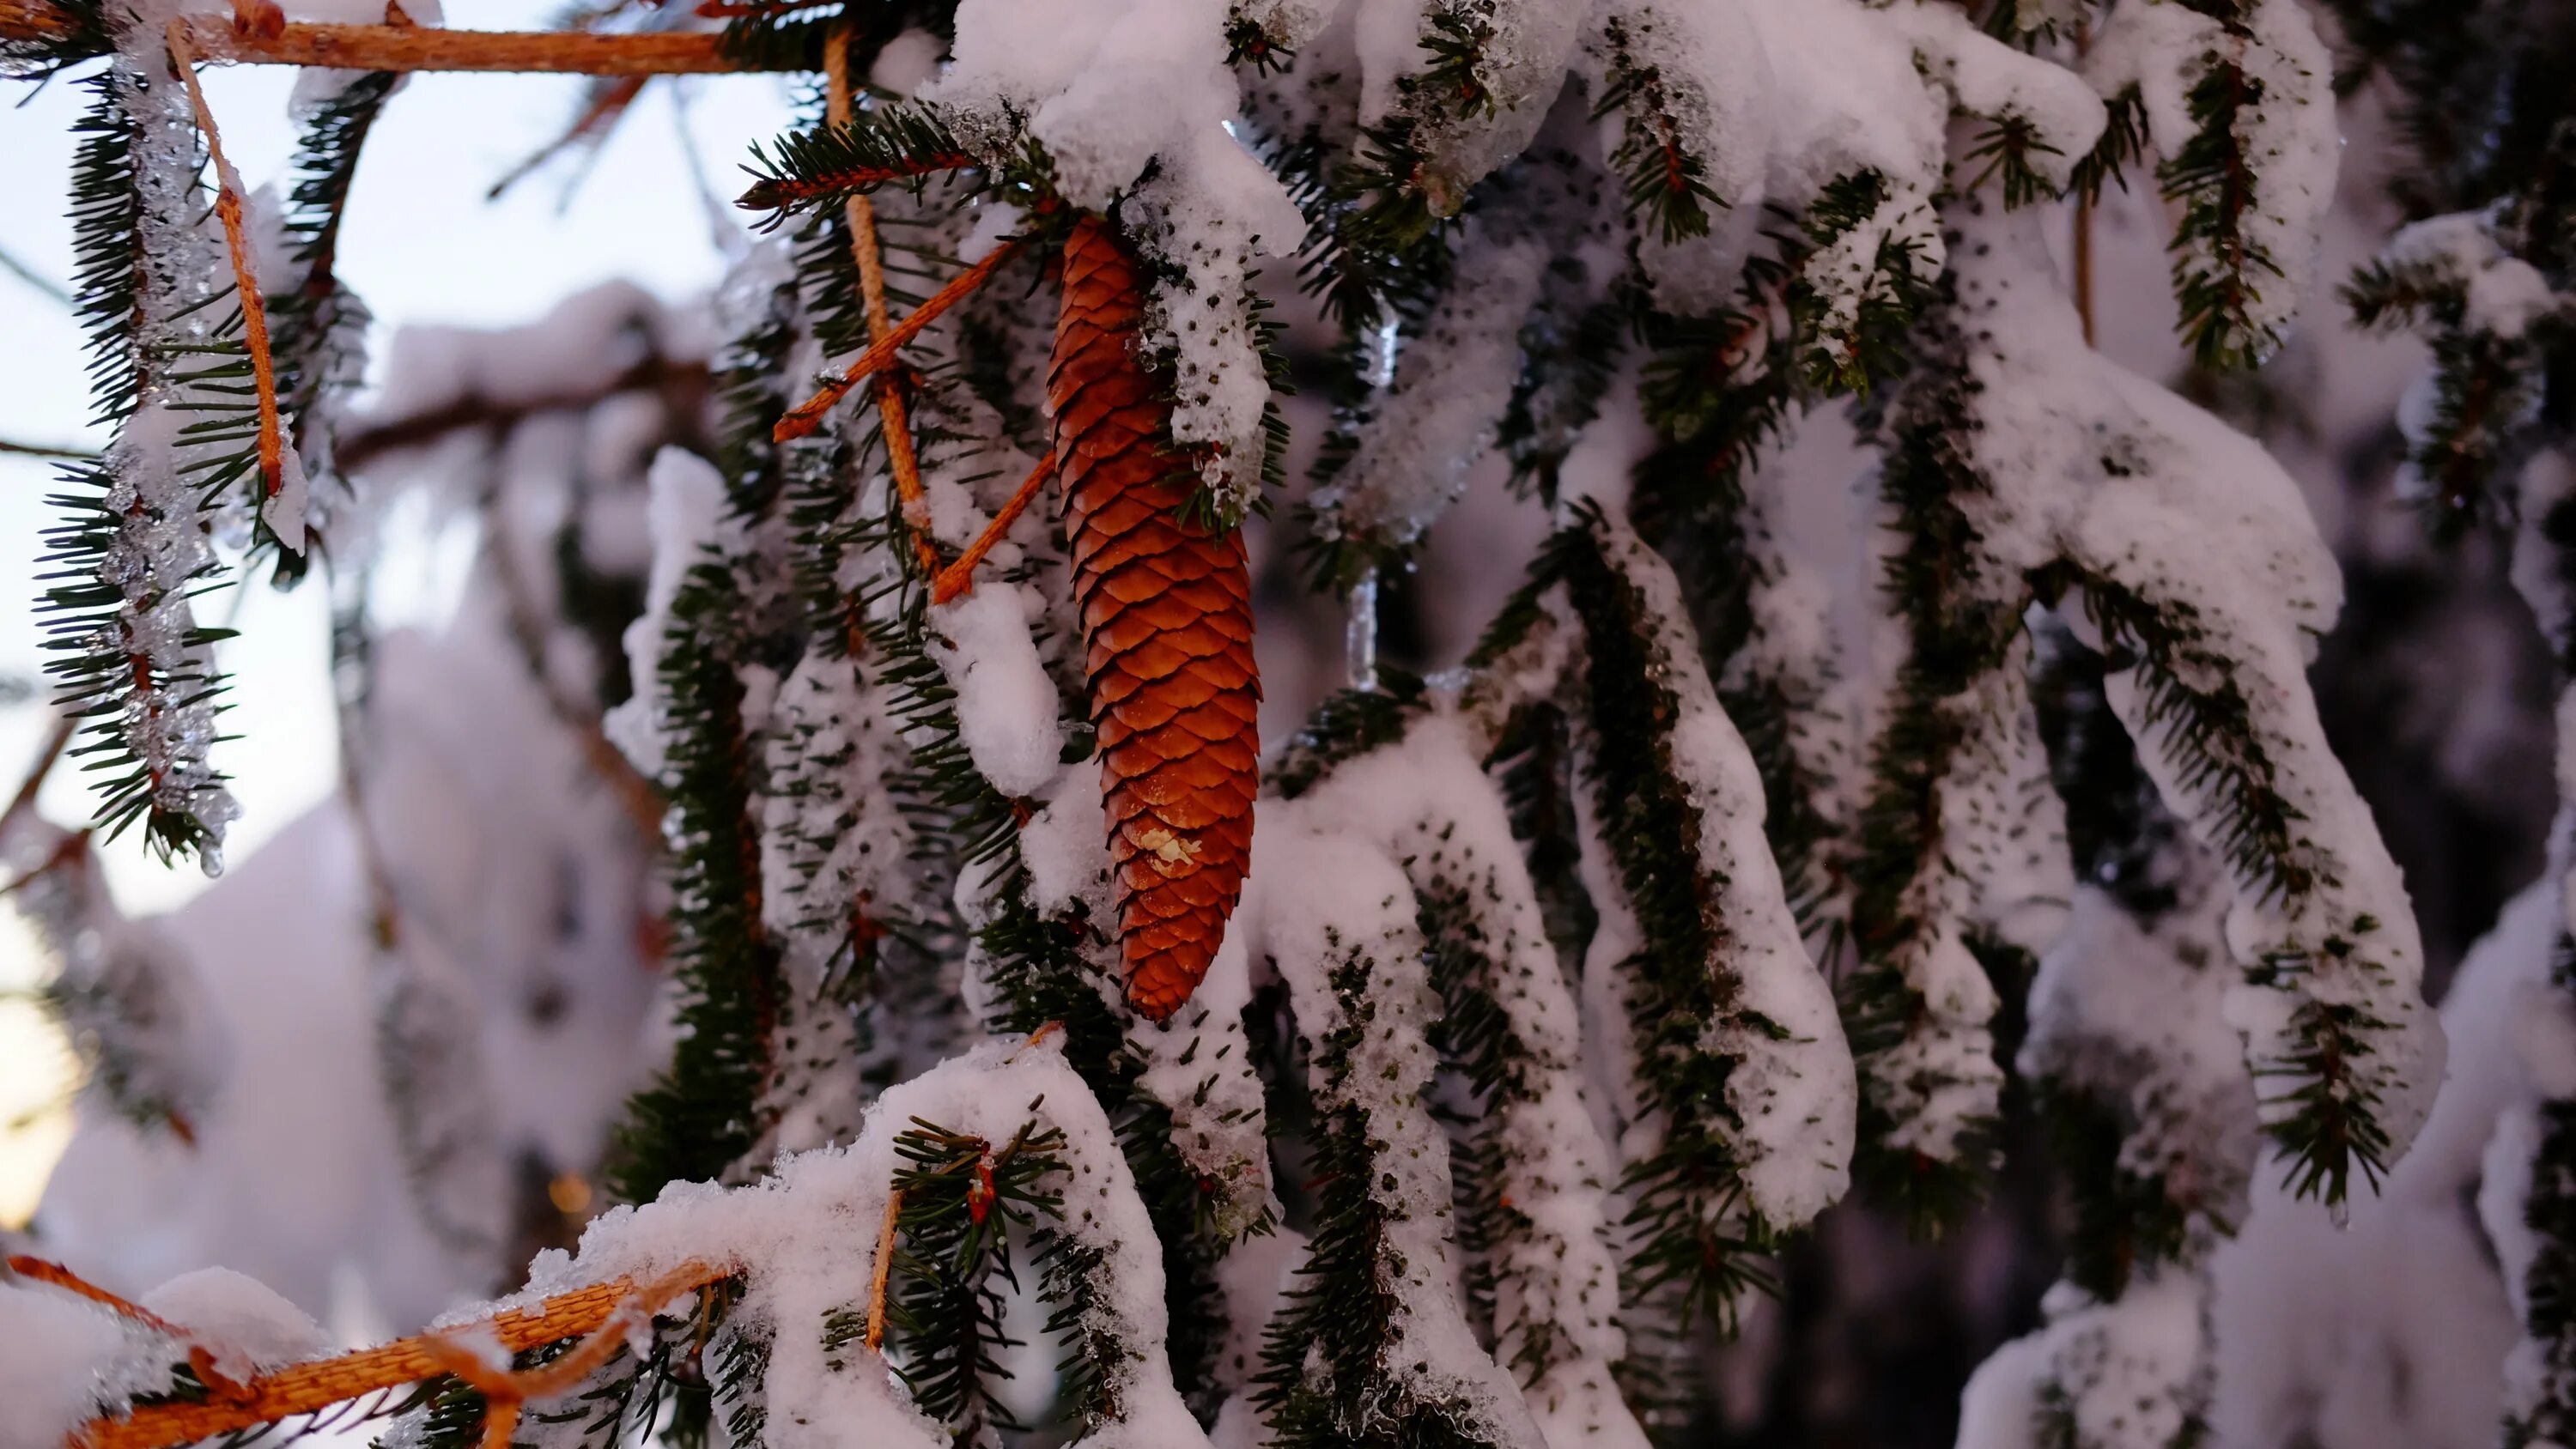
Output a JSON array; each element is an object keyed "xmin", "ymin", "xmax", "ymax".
[{"xmin": 5, "ymin": 2, "xmax": 2535, "ymax": 1448}]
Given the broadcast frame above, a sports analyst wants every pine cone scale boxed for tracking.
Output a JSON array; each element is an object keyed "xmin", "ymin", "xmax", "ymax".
[{"xmin": 1049, "ymin": 214, "xmax": 1259, "ymax": 1022}]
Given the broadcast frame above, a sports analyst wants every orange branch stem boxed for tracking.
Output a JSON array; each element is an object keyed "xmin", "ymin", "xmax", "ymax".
[
  {"xmin": 771, "ymin": 235, "xmax": 1021, "ymax": 443},
  {"xmin": 736, "ymin": 155, "xmax": 981, "ymax": 214},
  {"xmin": 866, "ymin": 1188, "xmax": 902, "ymax": 1351},
  {"xmin": 70, "ymin": 1263, "xmax": 731, "ymax": 1449},
  {"xmin": 822, "ymin": 28, "xmax": 943, "ymax": 577},
  {"xmin": 84, "ymin": 13, "xmax": 783, "ymax": 74},
  {"xmin": 932, "ymin": 452, "xmax": 1053, "ymax": 605},
  {"xmin": 168, "ymin": 21, "xmax": 286, "ymax": 510}
]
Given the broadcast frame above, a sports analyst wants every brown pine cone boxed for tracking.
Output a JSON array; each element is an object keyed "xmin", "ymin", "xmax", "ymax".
[{"xmin": 1048, "ymin": 215, "xmax": 1260, "ymax": 1022}]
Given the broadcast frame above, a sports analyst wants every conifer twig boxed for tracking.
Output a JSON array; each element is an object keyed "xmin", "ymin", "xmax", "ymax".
[
  {"xmin": 70, "ymin": 1263, "xmax": 731, "ymax": 1449},
  {"xmin": 823, "ymin": 25, "xmax": 939, "ymax": 577},
  {"xmin": 866, "ymin": 1185, "xmax": 902, "ymax": 1350},
  {"xmin": 167, "ymin": 19, "xmax": 286, "ymax": 509},
  {"xmin": 128, "ymin": 13, "xmax": 775, "ymax": 73},
  {"xmin": 932, "ymin": 451, "xmax": 1052, "ymax": 604},
  {"xmin": 770, "ymin": 235, "xmax": 1022, "ymax": 443},
  {"xmin": 0, "ymin": 438, "xmax": 100, "ymax": 460},
  {"xmin": 6, "ymin": 1255, "xmax": 178, "ymax": 1334},
  {"xmin": 418, "ymin": 1261, "xmax": 716, "ymax": 1449}
]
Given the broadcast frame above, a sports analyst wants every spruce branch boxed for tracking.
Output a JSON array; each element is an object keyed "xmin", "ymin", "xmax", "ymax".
[
  {"xmin": 1592, "ymin": 12, "xmax": 1724, "ymax": 244},
  {"xmin": 63, "ymin": 1264, "xmax": 731, "ymax": 1449},
  {"xmin": 167, "ymin": 19, "xmax": 286, "ymax": 520},
  {"xmin": 737, "ymin": 105, "xmax": 979, "ymax": 218}
]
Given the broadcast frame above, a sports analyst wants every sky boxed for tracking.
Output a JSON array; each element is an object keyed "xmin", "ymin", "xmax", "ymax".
[{"xmin": 0, "ymin": 0, "xmax": 798, "ymax": 1223}]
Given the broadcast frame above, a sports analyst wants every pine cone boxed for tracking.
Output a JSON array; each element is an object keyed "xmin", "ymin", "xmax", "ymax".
[{"xmin": 1049, "ymin": 215, "xmax": 1259, "ymax": 1022}]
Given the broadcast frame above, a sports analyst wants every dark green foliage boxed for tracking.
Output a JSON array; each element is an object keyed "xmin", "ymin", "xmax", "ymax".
[
  {"xmin": 713, "ymin": 0, "xmax": 960, "ymax": 87},
  {"xmin": 38, "ymin": 67, "xmax": 244, "ymax": 866},
  {"xmin": 2070, "ymin": 88, "xmax": 2150, "ymax": 205},
  {"xmin": 1268, "ymin": 669, "xmax": 1430, "ymax": 799},
  {"xmin": 2342, "ymin": 174, "xmax": 2567, "ymax": 537},
  {"xmin": 2028, "ymin": 615, "xmax": 2187, "ymax": 922},
  {"xmin": 2033, "ymin": 1082, "xmax": 2195, "ymax": 1302},
  {"xmin": 1253, "ymin": 947, "xmax": 1516, "ymax": 1449},
  {"xmin": 1546, "ymin": 508, "xmax": 1780, "ymax": 1356},
  {"xmin": 878, "ymin": 1119, "xmax": 1064, "ymax": 1434},
  {"xmin": 2076, "ymin": 575, "xmax": 2400, "ymax": 1203},
  {"xmin": 2506, "ymin": 1090, "xmax": 2576, "ymax": 1448},
  {"xmin": 65, "ymin": 71, "xmax": 147, "ymax": 427},
  {"xmin": 1791, "ymin": 171, "xmax": 1936, "ymax": 392},
  {"xmin": 1591, "ymin": 12, "xmax": 1724, "ymax": 244},
  {"xmin": 1497, "ymin": 277, "xmax": 1626, "ymax": 501},
  {"xmin": 738, "ymin": 105, "xmax": 985, "ymax": 222},
  {"xmin": 264, "ymin": 69, "xmax": 397, "ymax": 581},
  {"xmin": 2160, "ymin": 23, "xmax": 2288, "ymax": 372},
  {"xmin": 1840, "ymin": 294, "xmax": 2026, "ymax": 1228},
  {"xmin": 607, "ymin": 561, "xmax": 785, "ymax": 1203},
  {"xmin": 1963, "ymin": 113, "xmax": 2069, "ymax": 212},
  {"xmin": 1224, "ymin": 8, "xmax": 1294, "ymax": 71}
]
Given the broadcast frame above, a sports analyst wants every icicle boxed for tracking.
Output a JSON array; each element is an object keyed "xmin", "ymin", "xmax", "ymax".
[{"xmin": 1346, "ymin": 567, "xmax": 1379, "ymax": 690}]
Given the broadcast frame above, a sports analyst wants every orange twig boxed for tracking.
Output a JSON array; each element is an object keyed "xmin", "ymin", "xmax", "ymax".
[
  {"xmin": 167, "ymin": 20, "xmax": 287, "ymax": 512},
  {"xmin": 70, "ymin": 1264, "xmax": 731, "ymax": 1449},
  {"xmin": 770, "ymin": 236, "xmax": 1021, "ymax": 443},
  {"xmin": 418, "ymin": 1268, "xmax": 706, "ymax": 1400},
  {"xmin": 162, "ymin": 15, "xmax": 771, "ymax": 74},
  {"xmin": 932, "ymin": 451, "xmax": 1052, "ymax": 604},
  {"xmin": 823, "ymin": 28, "xmax": 942, "ymax": 578},
  {"xmin": 866, "ymin": 1188, "xmax": 902, "ymax": 1351},
  {"xmin": 7, "ymin": 1256, "xmax": 179, "ymax": 1335},
  {"xmin": 735, "ymin": 155, "xmax": 980, "ymax": 214}
]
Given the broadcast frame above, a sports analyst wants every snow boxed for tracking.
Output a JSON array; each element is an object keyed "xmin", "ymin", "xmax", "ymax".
[
  {"xmin": 929, "ymin": 583, "xmax": 1066, "ymax": 798},
  {"xmin": 1927, "ymin": 194, "xmax": 2442, "ymax": 1171},
  {"xmin": 1579, "ymin": 0, "xmax": 1774, "ymax": 313},
  {"xmin": 1959, "ymin": 1271, "xmax": 2206, "ymax": 1449},
  {"xmin": 2379, "ymin": 210, "xmax": 2567, "ymax": 340},
  {"xmin": 2025, "ymin": 871, "xmax": 2257, "ymax": 1230},
  {"xmin": 1351, "ymin": 0, "xmax": 1589, "ymax": 212},
  {"xmin": 605, "ymin": 446, "xmax": 733, "ymax": 783},
  {"xmin": 1279, "ymin": 704, "xmax": 1640, "ymax": 1444},
  {"xmin": 1309, "ymin": 224, "xmax": 1551, "ymax": 557},
  {"xmin": 139, "ymin": 1266, "xmax": 330, "ymax": 1385},
  {"xmin": 0, "ymin": 1280, "xmax": 168, "ymax": 1449},
  {"xmin": 2085, "ymin": 0, "xmax": 2339, "ymax": 356},
  {"xmin": 1236, "ymin": 819, "xmax": 1547, "ymax": 1449},
  {"xmin": 483, "ymin": 1039, "xmax": 1203, "ymax": 1449},
  {"xmin": 1572, "ymin": 518, "xmax": 1857, "ymax": 1228}
]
